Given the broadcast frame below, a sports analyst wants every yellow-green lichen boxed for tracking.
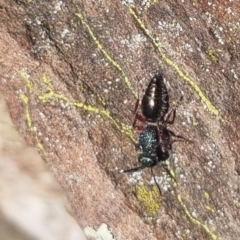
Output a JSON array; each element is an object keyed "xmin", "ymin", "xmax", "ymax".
[
  {"xmin": 35, "ymin": 137, "xmax": 44, "ymax": 151},
  {"xmin": 192, "ymin": 121, "xmax": 198, "ymax": 126},
  {"xmin": 19, "ymin": 93, "xmax": 32, "ymax": 129},
  {"xmin": 204, "ymin": 191, "xmax": 210, "ymax": 200},
  {"xmin": 135, "ymin": 185, "xmax": 161, "ymax": 217},
  {"xmin": 205, "ymin": 205, "xmax": 215, "ymax": 213},
  {"xmin": 18, "ymin": 70, "xmax": 33, "ymax": 93},
  {"xmin": 206, "ymin": 49, "xmax": 218, "ymax": 62},
  {"xmin": 177, "ymin": 194, "xmax": 217, "ymax": 240},
  {"xmin": 162, "ymin": 161, "xmax": 178, "ymax": 186}
]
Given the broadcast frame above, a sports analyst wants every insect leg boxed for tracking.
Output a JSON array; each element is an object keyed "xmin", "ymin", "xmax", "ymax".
[
  {"xmin": 133, "ymin": 77, "xmax": 146, "ymax": 128},
  {"xmin": 123, "ymin": 165, "xmax": 146, "ymax": 173},
  {"xmin": 163, "ymin": 96, "xmax": 183, "ymax": 124},
  {"xmin": 168, "ymin": 129, "xmax": 193, "ymax": 144},
  {"xmin": 150, "ymin": 167, "xmax": 162, "ymax": 196}
]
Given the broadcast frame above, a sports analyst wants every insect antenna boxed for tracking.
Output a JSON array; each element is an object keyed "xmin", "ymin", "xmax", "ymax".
[
  {"xmin": 150, "ymin": 167, "xmax": 162, "ymax": 196},
  {"xmin": 123, "ymin": 165, "xmax": 146, "ymax": 173}
]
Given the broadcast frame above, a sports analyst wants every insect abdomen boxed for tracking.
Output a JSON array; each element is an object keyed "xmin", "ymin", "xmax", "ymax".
[{"xmin": 141, "ymin": 73, "xmax": 169, "ymax": 122}]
